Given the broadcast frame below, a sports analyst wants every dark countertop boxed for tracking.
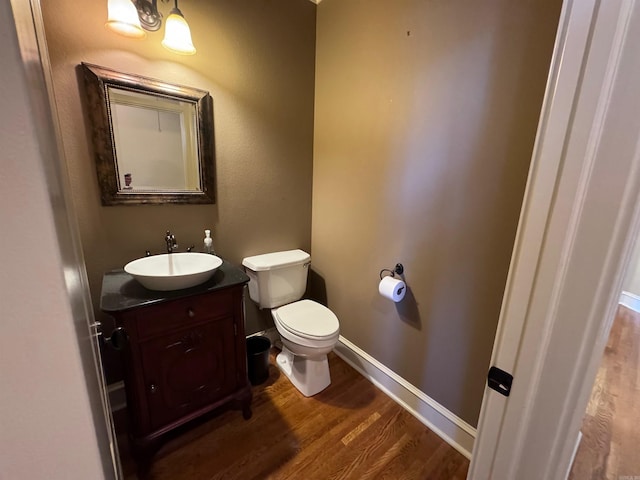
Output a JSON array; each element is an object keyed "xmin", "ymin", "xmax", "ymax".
[{"xmin": 100, "ymin": 259, "xmax": 249, "ymax": 313}]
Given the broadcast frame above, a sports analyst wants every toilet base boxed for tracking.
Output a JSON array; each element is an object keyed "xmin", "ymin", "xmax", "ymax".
[{"xmin": 276, "ymin": 346, "xmax": 331, "ymax": 397}]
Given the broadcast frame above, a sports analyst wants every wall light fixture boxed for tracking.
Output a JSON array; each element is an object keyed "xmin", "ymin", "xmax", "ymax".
[{"xmin": 106, "ymin": 0, "xmax": 196, "ymax": 55}]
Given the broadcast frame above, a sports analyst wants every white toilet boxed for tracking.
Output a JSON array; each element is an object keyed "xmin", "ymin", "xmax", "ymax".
[{"xmin": 242, "ymin": 249, "xmax": 340, "ymax": 396}]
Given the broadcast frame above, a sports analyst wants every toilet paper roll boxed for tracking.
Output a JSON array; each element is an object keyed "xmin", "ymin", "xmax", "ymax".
[{"xmin": 378, "ymin": 276, "xmax": 406, "ymax": 302}]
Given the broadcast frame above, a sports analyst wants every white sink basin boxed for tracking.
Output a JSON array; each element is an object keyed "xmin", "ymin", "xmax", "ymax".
[{"xmin": 124, "ymin": 252, "xmax": 223, "ymax": 291}]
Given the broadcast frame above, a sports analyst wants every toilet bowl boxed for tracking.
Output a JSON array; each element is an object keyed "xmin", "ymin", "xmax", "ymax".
[
  {"xmin": 272, "ymin": 299, "xmax": 339, "ymax": 396},
  {"xmin": 242, "ymin": 250, "xmax": 341, "ymax": 397}
]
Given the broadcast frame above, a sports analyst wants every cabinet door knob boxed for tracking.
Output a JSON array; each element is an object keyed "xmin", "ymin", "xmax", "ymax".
[
  {"xmin": 187, "ymin": 308, "xmax": 195, "ymax": 318},
  {"xmin": 150, "ymin": 384, "xmax": 158, "ymax": 394}
]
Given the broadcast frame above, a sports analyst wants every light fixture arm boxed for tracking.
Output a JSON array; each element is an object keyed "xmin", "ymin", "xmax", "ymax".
[{"xmin": 132, "ymin": 0, "xmax": 170, "ymax": 31}]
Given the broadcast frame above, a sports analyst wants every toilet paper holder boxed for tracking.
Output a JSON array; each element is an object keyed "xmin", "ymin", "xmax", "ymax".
[{"xmin": 379, "ymin": 263, "xmax": 404, "ymax": 280}]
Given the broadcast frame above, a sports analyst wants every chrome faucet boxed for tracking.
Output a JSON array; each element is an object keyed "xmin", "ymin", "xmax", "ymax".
[{"xmin": 165, "ymin": 231, "xmax": 178, "ymax": 253}]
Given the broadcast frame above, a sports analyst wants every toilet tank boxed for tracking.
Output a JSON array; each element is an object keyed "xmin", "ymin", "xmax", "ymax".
[{"xmin": 242, "ymin": 249, "xmax": 311, "ymax": 308}]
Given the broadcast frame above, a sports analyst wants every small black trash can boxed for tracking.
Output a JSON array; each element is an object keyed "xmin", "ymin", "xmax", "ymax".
[{"xmin": 246, "ymin": 336, "xmax": 271, "ymax": 386}]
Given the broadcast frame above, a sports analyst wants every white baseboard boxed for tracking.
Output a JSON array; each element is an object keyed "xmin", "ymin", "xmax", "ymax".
[
  {"xmin": 334, "ymin": 336, "xmax": 476, "ymax": 460},
  {"xmin": 619, "ymin": 291, "xmax": 640, "ymax": 313}
]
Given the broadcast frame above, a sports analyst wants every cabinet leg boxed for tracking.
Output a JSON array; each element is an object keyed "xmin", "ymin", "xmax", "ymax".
[
  {"xmin": 136, "ymin": 459, "xmax": 152, "ymax": 479},
  {"xmin": 242, "ymin": 405, "xmax": 252, "ymax": 420},
  {"xmin": 130, "ymin": 435, "xmax": 163, "ymax": 474},
  {"xmin": 232, "ymin": 384, "xmax": 253, "ymax": 420}
]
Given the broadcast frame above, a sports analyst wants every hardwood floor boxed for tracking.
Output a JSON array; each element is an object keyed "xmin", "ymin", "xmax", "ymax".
[
  {"xmin": 115, "ymin": 351, "xmax": 469, "ymax": 479},
  {"xmin": 569, "ymin": 305, "xmax": 640, "ymax": 480}
]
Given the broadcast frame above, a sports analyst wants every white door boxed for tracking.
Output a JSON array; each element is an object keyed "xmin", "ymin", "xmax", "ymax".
[
  {"xmin": 469, "ymin": 0, "xmax": 640, "ymax": 478},
  {"xmin": 9, "ymin": 1, "xmax": 121, "ymax": 477}
]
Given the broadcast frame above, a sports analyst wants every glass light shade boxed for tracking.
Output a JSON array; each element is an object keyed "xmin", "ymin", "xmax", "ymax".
[
  {"xmin": 106, "ymin": 0, "xmax": 146, "ymax": 38},
  {"xmin": 161, "ymin": 9, "xmax": 196, "ymax": 55}
]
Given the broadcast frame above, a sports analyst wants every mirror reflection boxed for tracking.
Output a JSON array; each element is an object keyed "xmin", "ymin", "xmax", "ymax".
[
  {"xmin": 109, "ymin": 87, "xmax": 200, "ymax": 192},
  {"xmin": 81, "ymin": 63, "xmax": 215, "ymax": 205}
]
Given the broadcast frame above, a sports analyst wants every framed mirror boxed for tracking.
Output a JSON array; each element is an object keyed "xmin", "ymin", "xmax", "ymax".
[{"xmin": 81, "ymin": 63, "xmax": 215, "ymax": 205}]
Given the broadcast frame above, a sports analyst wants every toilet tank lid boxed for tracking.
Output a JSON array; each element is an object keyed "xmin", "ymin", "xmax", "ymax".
[{"xmin": 242, "ymin": 249, "xmax": 310, "ymax": 271}]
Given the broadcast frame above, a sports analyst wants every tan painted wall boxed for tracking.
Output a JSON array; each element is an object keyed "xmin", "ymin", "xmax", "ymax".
[
  {"xmin": 41, "ymin": 0, "xmax": 316, "ymax": 380},
  {"xmin": 312, "ymin": 0, "xmax": 561, "ymax": 426}
]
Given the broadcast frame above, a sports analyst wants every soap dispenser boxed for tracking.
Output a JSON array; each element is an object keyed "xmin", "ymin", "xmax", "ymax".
[{"xmin": 204, "ymin": 229, "xmax": 214, "ymax": 254}]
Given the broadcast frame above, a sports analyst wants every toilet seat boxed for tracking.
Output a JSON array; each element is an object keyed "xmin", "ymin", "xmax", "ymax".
[
  {"xmin": 272, "ymin": 300, "xmax": 339, "ymax": 349},
  {"xmin": 274, "ymin": 299, "xmax": 339, "ymax": 339}
]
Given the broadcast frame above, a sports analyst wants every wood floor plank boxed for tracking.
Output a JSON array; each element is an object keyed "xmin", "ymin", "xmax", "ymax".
[
  {"xmin": 117, "ymin": 350, "xmax": 469, "ymax": 479},
  {"xmin": 323, "ymin": 407, "xmax": 410, "ymax": 480},
  {"xmin": 569, "ymin": 305, "xmax": 640, "ymax": 480},
  {"xmin": 277, "ymin": 397, "xmax": 398, "ymax": 480},
  {"xmin": 340, "ymin": 411, "xmax": 381, "ymax": 445},
  {"xmin": 377, "ymin": 428, "xmax": 446, "ymax": 480}
]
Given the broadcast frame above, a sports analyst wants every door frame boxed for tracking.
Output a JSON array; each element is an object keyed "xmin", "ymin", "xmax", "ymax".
[{"xmin": 469, "ymin": 0, "xmax": 640, "ymax": 478}]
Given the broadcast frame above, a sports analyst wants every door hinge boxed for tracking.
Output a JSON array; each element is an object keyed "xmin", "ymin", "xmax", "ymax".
[{"xmin": 487, "ymin": 366, "xmax": 513, "ymax": 397}]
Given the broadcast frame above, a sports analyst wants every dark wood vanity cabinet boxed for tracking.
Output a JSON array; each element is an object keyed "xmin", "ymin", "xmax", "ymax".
[
  {"xmin": 100, "ymin": 263, "xmax": 252, "ymax": 459},
  {"xmin": 140, "ymin": 314, "xmax": 237, "ymax": 432}
]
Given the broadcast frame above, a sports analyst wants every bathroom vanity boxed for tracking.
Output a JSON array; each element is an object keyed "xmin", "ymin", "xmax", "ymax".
[{"xmin": 100, "ymin": 260, "xmax": 252, "ymax": 459}]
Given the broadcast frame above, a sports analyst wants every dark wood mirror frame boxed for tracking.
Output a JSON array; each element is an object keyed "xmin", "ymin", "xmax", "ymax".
[{"xmin": 80, "ymin": 63, "xmax": 215, "ymax": 205}]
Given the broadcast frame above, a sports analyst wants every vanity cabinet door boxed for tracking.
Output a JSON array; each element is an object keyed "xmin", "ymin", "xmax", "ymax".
[{"xmin": 139, "ymin": 316, "xmax": 237, "ymax": 430}]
